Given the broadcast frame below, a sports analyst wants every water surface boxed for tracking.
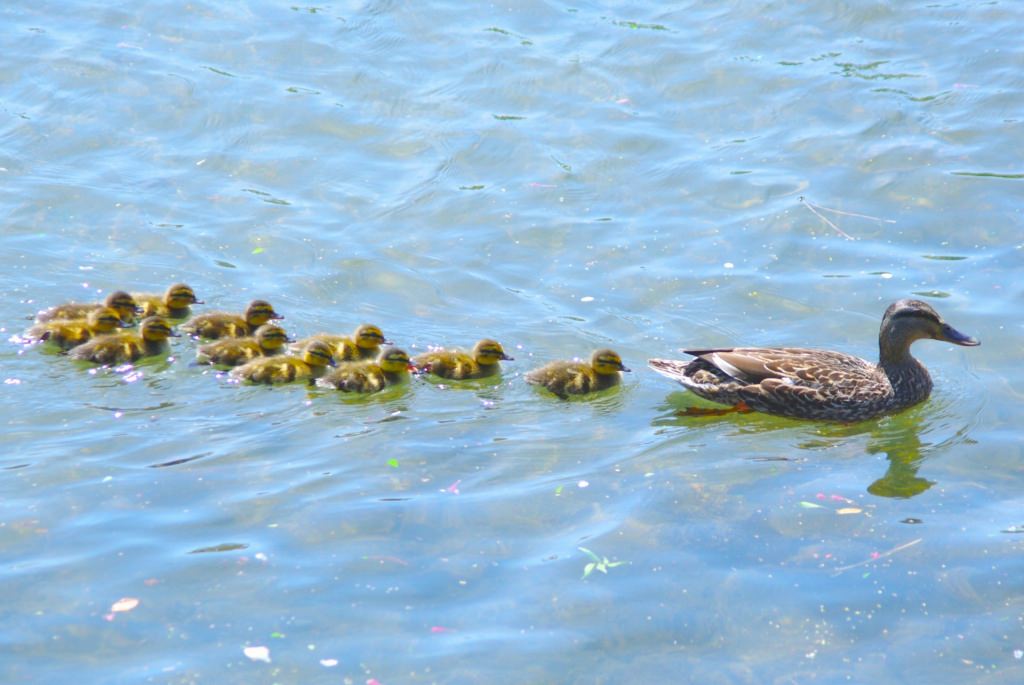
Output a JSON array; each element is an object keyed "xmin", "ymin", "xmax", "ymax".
[{"xmin": 2, "ymin": 1, "xmax": 1022, "ymax": 683}]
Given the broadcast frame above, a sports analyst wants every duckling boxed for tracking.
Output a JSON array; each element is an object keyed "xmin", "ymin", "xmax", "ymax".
[
  {"xmin": 132, "ymin": 283, "xmax": 203, "ymax": 319},
  {"xmin": 413, "ymin": 338, "xmax": 513, "ymax": 380},
  {"xmin": 231, "ymin": 340, "xmax": 336, "ymax": 384},
  {"xmin": 196, "ymin": 324, "xmax": 291, "ymax": 367},
  {"xmin": 35, "ymin": 290, "xmax": 141, "ymax": 324},
  {"xmin": 24, "ymin": 307, "xmax": 126, "ymax": 350},
  {"xmin": 525, "ymin": 348, "xmax": 630, "ymax": 398},
  {"xmin": 292, "ymin": 324, "xmax": 389, "ymax": 361},
  {"xmin": 180, "ymin": 299, "xmax": 283, "ymax": 339},
  {"xmin": 316, "ymin": 347, "xmax": 413, "ymax": 393},
  {"xmin": 69, "ymin": 316, "xmax": 178, "ymax": 365}
]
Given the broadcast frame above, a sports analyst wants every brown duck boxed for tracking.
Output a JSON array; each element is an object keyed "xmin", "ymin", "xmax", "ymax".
[{"xmin": 648, "ymin": 299, "xmax": 980, "ymax": 422}]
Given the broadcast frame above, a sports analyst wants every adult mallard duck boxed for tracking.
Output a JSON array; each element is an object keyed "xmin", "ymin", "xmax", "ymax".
[
  {"xmin": 525, "ymin": 348, "xmax": 630, "ymax": 398},
  {"xmin": 35, "ymin": 290, "xmax": 141, "ymax": 324},
  {"xmin": 24, "ymin": 307, "xmax": 127, "ymax": 350},
  {"xmin": 648, "ymin": 299, "xmax": 980, "ymax": 422},
  {"xmin": 196, "ymin": 323, "xmax": 291, "ymax": 367},
  {"xmin": 413, "ymin": 338, "xmax": 513, "ymax": 380},
  {"xmin": 292, "ymin": 324, "xmax": 389, "ymax": 362},
  {"xmin": 231, "ymin": 340, "xmax": 336, "ymax": 384},
  {"xmin": 180, "ymin": 299, "xmax": 283, "ymax": 339},
  {"xmin": 69, "ymin": 316, "xmax": 178, "ymax": 365},
  {"xmin": 316, "ymin": 347, "xmax": 413, "ymax": 393},
  {"xmin": 133, "ymin": 283, "xmax": 203, "ymax": 319}
]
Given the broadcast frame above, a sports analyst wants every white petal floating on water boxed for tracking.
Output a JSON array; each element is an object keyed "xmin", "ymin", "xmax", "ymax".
[
  {"xmin": 110, "ymin": 597, "xmax": 139, "ymax": 613},
  {"xmin": 243, "ymin": 645, "xmax": 271, "ymax": 663}
]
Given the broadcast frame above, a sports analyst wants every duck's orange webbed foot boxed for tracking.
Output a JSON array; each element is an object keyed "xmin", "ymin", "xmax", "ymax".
[{"xmin": 678, "ymin": 401, "xmax": 753, "ymax": 417}]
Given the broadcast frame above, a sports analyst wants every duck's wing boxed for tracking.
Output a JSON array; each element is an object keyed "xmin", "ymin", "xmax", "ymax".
[{"xmin": 683, "ymin": 347, "xmax": 876, "ymax": 385}]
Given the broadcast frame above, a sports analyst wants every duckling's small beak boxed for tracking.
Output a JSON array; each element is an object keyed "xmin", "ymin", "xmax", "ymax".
[
  {"xmin": 271, "ymin": 312, "xmax": 284, "ymax": 320},
  {"xmin": 118, "ymin": 320, "xmax": 133, "ymax": 328},
  {"xmin": 620, "ymin": 363, "xmax": 632, "ymax": 372},
  {"xmin": 327, "ymin": 358, "xmax": 337, "ymax": 367},
  {"xmin": 192, "ymin": 299, "xmax": 205, "ymax": 305},
  {"xmin": 133, "ymin": 305, "xmax": 144, "ymax": 314},
  {"xmin": 501, "ymin": 353, "xmax": 514, "ymax": 361},
  {"xmin": 939, "ymin": 323, "xmax": 980, "ymax": 347},
  {"xmin": 168, "ymin": 330, "xmax": 181, "ymax": 338},
  {"xmin": 382, "ymin": 337, "xmax": 393, "ymax": 345}
]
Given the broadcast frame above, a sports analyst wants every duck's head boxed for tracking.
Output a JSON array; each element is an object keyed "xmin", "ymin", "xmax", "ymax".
[
  {"xmin": 89, "ymin": 307, "xmax": 129, "ymax": 334},
  {"xmin": 303, "ymin": 340, "xmax": 336, "ymax": 368},
  {"xmin": 353, "ymin": 324, "xmax": 390, "ymax": 350},
  {"xmin": 253, "ymin": 324, "xmax": 291, "ymax": 352},
  {"xmin": 245, "ymin": 300, "xmax": 284, "ymax": 326},
  {"xmin": 104, "ymin": 291, "xmax": 141, "ymax": 323},
  {"xmin": 591, "ymin": 348, "xmax": 630, "ymax": 375},
  {"xmin": 377, "ymin": 347, "xmax": 413, "ymax": 374},
  {"xmin": 139, "ymin": 316, "xmax": 178, "ymax": 342},
  {"xmin": 165, "ymin": 283, "xmax": 203, "ymax": 308},
  {"xmin": 473, "ymin": 338, "xmax": 513, "ymax": 365},
  {"xmin": 880, "ymin": 299, "xmax": 979, "ymax": 358}
]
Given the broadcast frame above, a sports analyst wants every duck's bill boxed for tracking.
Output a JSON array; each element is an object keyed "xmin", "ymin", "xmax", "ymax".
[{"xmin": 940, "ymin": 323, "xmax": 980, "ymax": 346}]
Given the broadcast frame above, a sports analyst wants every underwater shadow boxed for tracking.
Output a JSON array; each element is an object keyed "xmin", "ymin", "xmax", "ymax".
[{"xmin": 651, "ymin": 391, "xmax": 976, "ymax": 499}]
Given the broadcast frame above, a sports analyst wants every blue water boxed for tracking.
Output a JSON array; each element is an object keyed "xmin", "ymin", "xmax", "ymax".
[{"xmin": 2, "ymin": 1, "xmax": 1023, "ymax": 683}]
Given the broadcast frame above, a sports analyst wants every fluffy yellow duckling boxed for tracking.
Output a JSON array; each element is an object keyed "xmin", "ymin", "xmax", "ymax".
[
  {"xmin": 24, "ymin": 307, "xmax": 126, "ymax": 350},
  {"xmin": 35, "ymin": 290, "xmax": 141, "ymax": 324},
  {"xmin": 525, "ymin": 348, "xmax": 630, "ymax": 398},
  {"xmin": 292, "ymin": 323, "xmax": 390, "ymax": 362},
  {"xmin": 180, "ymin": 299, "xmax": 283, "ymax": 339},
  {"xmin": 316, "ymin": 347, "xmax": 413, "ymax": 393},
  {"xmin": 196, "ymin": 323, "xmax": 291, "ymax": 367},
  {"xmin": 413, "ymin": 338, "xmax": 513, "ymax": 379},
  {"xmin": 230, "ymin": 340, "xmax": 336, "ymax": 384},
  {"xmin": 69, "ymin": 316, "xmax": 178, "ymax": 365},
  {"xmin": 132, "ymin": 283, "xmax": 203, "ymax": 319}
]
